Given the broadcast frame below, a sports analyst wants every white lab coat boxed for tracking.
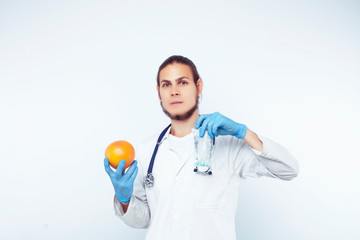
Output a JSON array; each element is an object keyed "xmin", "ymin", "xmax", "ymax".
[{"xmin": 113, "ymin": 126, "xmax": 299, "ymax": 240}]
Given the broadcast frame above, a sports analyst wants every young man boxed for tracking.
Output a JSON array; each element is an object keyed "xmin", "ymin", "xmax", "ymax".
[{"xmin": 104, "ymin": 55, "xmax": 299, "ymax": 240}]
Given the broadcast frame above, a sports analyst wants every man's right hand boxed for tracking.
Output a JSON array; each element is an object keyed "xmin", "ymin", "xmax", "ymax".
[{"xmin": 104, "ymin": 158, "xmax": 138, "ymax": 203}]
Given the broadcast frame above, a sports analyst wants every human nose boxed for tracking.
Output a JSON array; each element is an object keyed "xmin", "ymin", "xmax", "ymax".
[{"xmin": 170, "ymin": 85, "xmax": 180, "ymax": 96}]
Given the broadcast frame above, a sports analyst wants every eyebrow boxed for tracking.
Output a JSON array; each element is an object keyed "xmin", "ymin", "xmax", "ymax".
[{"xmin": 160, "ymin": 76, "xmax": 189, "ymax": 84}]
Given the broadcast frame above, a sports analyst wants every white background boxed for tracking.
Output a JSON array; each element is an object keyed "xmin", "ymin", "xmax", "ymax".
[{"xmin": 1, "ymin": 0, "xmax": 359, "ymax": 239}]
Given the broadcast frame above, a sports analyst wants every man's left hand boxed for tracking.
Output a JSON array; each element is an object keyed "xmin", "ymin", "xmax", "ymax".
[{"xmin": 195, "ymin": 112, "xmax": 248, "ymax": 140}]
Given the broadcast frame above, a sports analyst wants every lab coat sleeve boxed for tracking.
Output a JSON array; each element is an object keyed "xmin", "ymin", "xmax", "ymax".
[
  {"xmin": 233, "ymin": 133, "xmax": 299, "ymax": 180},
  {"xmin": 113, "ymin": 144, "xmax": 151, "ymax": 228}
]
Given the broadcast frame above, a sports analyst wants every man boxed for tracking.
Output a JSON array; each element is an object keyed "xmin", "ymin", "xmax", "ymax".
[{"xmin": 104, "ymin": 55, "xmax": 299, "ymax": 240}]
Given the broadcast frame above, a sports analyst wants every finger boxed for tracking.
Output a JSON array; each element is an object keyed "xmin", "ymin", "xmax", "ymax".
[
  {"xmin": 211, "ymin": 122, "xmax": 220, "ymax": 138},
  {"xmin": 104, "ymin": 158, "xmax": 115, "ymax": 178},
  {"xmin": 199, "ymin": 117, "xmax": 211, "ymax": 138},
  {"xmin": 207, "ymin": 121, "xmax": 215, "ymax": 139},
  {"xmin": 122, "ymin": 160, "xmax": 137, "ymax": 182},
  {"xmin": 127, "ymin": 165, "xmax": 139, "ymax": 184},
  {"xmin": 116, "ymin": 159, "xmax": 126, "ymax": 175},
  {"xmin": 122, "ymin": 160, "xmax": 138, "ymax": 181},
  {"xmin": 195, "ymin": 114, "xmax": 207, "ymax": 129}
]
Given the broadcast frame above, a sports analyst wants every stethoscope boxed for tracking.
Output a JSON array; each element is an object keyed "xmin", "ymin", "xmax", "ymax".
[{"xmin": 143, "ymin": 123, "xmax": 215, "ymax": 188}]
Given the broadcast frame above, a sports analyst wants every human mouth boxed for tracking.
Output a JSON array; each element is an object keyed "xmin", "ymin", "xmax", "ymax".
[{"xmin": 171, "ymin": 101, "xmax": 183, "ymax": 105}]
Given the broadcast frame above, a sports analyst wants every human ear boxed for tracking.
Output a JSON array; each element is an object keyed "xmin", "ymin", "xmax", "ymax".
[{"xmin": 197, "ymin": 78, "xmax": 203, "ymax": 95}]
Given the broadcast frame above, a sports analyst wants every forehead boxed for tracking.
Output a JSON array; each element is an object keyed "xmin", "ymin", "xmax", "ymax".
[{"xmin": 159, "ymin": 63, "xmax": 193, "ymax": 81}]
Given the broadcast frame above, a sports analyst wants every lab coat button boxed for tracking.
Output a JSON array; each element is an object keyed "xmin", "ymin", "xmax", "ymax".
[{"xmin": 173, "ymin": 214, "xmax": 180, "ymax": 220}]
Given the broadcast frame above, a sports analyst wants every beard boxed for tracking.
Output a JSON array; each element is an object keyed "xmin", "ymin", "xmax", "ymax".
[{"xmin": 160, "ymin": 95, "xmax": 200, "ymax": 121}]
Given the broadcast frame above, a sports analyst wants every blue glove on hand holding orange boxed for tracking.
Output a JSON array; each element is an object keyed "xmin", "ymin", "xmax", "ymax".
[{"xmin": 104, "ymin": 158, "xmax": 138, "ymax": 203}]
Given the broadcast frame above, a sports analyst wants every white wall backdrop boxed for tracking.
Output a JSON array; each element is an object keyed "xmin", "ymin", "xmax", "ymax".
[{"xmin": 1, "ymin": 0, "xmax": 359, "ymax": 239}]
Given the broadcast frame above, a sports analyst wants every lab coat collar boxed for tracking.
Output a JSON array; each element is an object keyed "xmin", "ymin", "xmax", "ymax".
[{"xmin": 161, "ymin": 124, "xmax": 172, "ymax": 143}]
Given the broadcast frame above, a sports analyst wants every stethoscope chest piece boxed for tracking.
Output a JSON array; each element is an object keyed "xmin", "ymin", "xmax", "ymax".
[{"xmin": 144, "ymin": 173, "xmax": 154, "ymax": 188}]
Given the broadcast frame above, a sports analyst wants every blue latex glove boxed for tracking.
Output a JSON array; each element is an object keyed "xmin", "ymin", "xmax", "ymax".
[
  {"xmin": 104, "ymin": 158, "xmax": 138, "ymax": 203},
  {"xmin": 195, "ymin": 112, "xmax": 248, "ymax": 140}
]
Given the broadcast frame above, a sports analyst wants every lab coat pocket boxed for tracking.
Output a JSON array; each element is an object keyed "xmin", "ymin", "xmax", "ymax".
[{"xmin": 192, "ymin": 171, "xmax": 230, "ymax": 209}]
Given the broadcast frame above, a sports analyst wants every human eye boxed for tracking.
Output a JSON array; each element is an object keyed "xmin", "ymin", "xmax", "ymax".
[
  {"xmin": 180, "ymin": 81, "xmax": 187, "ymax": 85},
  {"xmin": 162, "ymin": 83, "xmax": 170, "ymax": 87}
]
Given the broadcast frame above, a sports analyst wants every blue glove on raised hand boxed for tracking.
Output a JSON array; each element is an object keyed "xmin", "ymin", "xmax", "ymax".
[
  {"xmin": 195, "ymin": 112, "xmax": 248, "ymax": 140},
  {"xmin": 104, "ymin": 158, "xmax": 138, "ymax": 203}
]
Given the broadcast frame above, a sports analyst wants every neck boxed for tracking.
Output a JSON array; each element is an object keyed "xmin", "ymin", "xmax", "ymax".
[{"xmin": 170, "ymin": 111, "xmax": 200, "ymax": 138}]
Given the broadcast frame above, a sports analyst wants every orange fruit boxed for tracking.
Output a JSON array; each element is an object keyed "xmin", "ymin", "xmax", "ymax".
[{"xmin": 105, "ymin": 140, "xmax": 135, "ymax": 169}]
